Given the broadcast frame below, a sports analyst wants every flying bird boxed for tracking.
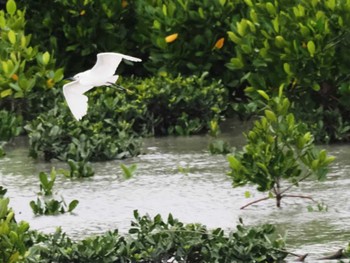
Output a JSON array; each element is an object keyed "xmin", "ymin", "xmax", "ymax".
[{"xmin": 63, "ymin": 52, "xmax": 141, "ymax": 121}]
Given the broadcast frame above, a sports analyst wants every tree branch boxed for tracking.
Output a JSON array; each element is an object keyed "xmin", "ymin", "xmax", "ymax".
[
  {"xmin": 280, "ymin": 172, "xmax": 312, "ymax": 195},
  {"xmin": 281, "ymin": 194, "xmax": 317, "ymax": 203},
  {"xmin": 240, "ymin": 196, "xmax": 271, "ymax": 210}
]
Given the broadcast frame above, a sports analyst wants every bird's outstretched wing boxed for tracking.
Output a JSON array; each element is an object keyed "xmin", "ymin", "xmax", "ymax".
[
  {"xmin": 63, "ymin": 81, "xmax": 93, "ymax": 121},
  {"xmin": 90, "ymin": 52, "xmax": 141, "ymax": 78}
]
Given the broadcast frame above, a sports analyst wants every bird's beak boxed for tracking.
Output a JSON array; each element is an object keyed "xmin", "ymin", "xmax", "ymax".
[{"xmin": 64, "ymin": 77, "xmax": 76, "ymax": 81}]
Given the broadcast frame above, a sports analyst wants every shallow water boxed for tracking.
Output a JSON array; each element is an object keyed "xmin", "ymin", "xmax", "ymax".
[{"xmin": 1, "ymin": 120, "xmax": 350, "ymax": 262}]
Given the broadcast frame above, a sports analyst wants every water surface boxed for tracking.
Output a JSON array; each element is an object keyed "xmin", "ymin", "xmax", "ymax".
[{"xmin": 0, "ymin": 120, "xmax": 349, "ymax": 262}]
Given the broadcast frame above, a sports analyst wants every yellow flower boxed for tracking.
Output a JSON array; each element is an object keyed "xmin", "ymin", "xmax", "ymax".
[
  {"xmin": 11, "ymin": 74, "xmax": 18, "ymax": 81},
  {"xmin": 165, "ymin": 33, "xmax": 178, "ymax": 43},
  {"xmin": 122, "ymin": 0, "xmax": 128, "ymax": 8},
  {"xmin": 214, "ymin": 37, "xmax": 225, "ymax": 49},
  {"xmin": 46, "ymin": 78, "xmax": 54, "ymax": 88}
]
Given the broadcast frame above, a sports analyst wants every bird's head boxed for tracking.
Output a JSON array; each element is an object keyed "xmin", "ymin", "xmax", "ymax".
[{"xmin": 73, "ymin": 72, "xmax": 84, "ymax": 80}]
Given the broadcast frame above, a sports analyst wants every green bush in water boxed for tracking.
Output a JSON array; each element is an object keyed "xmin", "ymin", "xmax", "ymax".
[
  {"xmin": 227, "ymin": 86, "xmax": 335, "ymax": 208},
  {"xmin": 119, "ymin": 73, "xmax": 228, "ymax": 136},
  {"xmin": 24, "ymin": 210, "xmax": 287, "ymax": 262},
  {"xmin": 24, "ymin": 99, "xmax": 142, "ymax": 162},
  {"xmin": 25, "ymin": 74, "xmax": 226, "ymax": 161}
]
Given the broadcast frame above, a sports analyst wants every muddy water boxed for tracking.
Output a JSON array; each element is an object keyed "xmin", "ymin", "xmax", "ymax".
[{"xmin": 0, "ymin": 120, "xmax": 349, "ymax": 262}]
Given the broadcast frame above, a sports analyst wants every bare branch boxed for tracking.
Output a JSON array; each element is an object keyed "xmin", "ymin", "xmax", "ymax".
[
  {"xmin": 280, "ymin": 172, "xmax": 312, "ymax": 195},
  {"xmin": 240, "ymin": 196, "xmax": 271, "ymax": 210},
  {"xmin": 282, "ymin": 194, "xmax": 317, "ymax": 203}
]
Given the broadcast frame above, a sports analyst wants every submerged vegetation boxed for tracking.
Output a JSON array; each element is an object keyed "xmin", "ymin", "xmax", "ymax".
[
  {"xmin": 29, "ymin": 168, "xmax": 79, "ymax": 215},
  {"xmin": 1, "ymin": 0, "xmax": 350, "ymax": 261}
]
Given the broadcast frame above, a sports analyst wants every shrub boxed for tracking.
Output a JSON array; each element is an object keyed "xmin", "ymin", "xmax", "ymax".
[
  {"xmin": 25, "ymin": 210, "xmax": 287, "ymax": 262},
  {"xmin": 134, "ymin": 0, "xmax": 242, "ymax": 82},
  {"xmin": 0, "ymin": 195, "xmax": 30, "ymax": 263},
  {"xmin": 227, "ymin": 87, "xmax": 335, "ymax": 208},
  {"xmin": 17, "ymin": 0, "xmax": 142, "ymax": 76},
  {"xmin": 119, "ymin": 74, "xmax": 228, "ymax": 136},
  {"xmin": 24, "ymin": 99, "xmax": 142, "ymax": 162},
  {"xmin": 226, "ymin": 0, "xmax": 350, "ymax": 139},
  {"xmin": 0, "ymin": 0, "xmax": 64, "ymax": 120},
  {"xmin": 0, "ymin": 110, "xmax": 22, "ymax": 141}
]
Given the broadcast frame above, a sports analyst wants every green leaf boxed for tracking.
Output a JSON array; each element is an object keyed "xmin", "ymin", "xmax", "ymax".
[
  {"xmin": 283, "ymin": 63, "xmax": 292, "ymax": 75},
  {"xmin": 227, "ymin": 31, "xmax": 242, "ymax": 44},
  {"xmin": 257, "ymin": 90, "xmax": 270, "ymax": 100},
  {"xmin": 312, "ymin": 83, "xmax": 320, "ymax": 91},
  {"xmin": 244, "ymin": 0, "xmax": 253, "ymax": 7},
  {"xmin": 68, "ymin": 200, "xmax": 79, "ymax": 212},
  {"xmin": 39, "ymin": 172, "xmax": 49, "ymax": 188},
  {"xmin": 162, "ymin": 4, "xmax": 167, "ymax": 16},
  {"xmin": 265, "ymin": 110, "xmax": 277, "ymax": 122},
  {"xmin": 120, "ymin": 163, "xmax": 137, "ymax": 179},
  {"xmin": 8, "ymin": 30, "xmax": 16, "ymax": 44},
  {"xmin": 324, "ymin": 156, "xmax": 335, "ymax": 165},
  {"xmin": 0, "ymin": 198, "xmax": 10, "ymax": 218},
  {"xmin": 244, "ymin": 191, "xmax": 251, "ymax": 198},
  {"xmin": 6, "ymin": 0, "xmax": 17, "ymax": 16},
  {"xmin": 325, "ymin": 0, "xmax": 335, "ymax": 10},
  {"xmin": 227, "ymin": 155, "xmax": 241, "ymax": 170},
  {"xmin": 0, "ymin": 16, "xmax": 6, "ymax": 28},
  {"xmin": 266, "ymin": 2, "xmax": 276, "ymax": 15},
  {"xmin": 1, "ymin": 89, "xmax": 13, "ymax": 98},
  {"xmin": 227, "ymin": 58, "xmax": 244, "ymax": 69},
  {"xmin": 307, "ymin": 41, "xmax": 316, "ymax": 57},
  {"xmin": 237, "ymin": 19, "xmax": 248, "ymax": 36},
  {"xmin": 42, "ymin": 52, "xmax": 51, "ymax": 65}
]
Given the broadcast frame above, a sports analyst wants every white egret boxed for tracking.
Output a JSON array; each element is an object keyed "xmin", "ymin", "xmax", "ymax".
[{"xmin": 63, "ymin": 52, "xmax": 141, "ymax": 121}]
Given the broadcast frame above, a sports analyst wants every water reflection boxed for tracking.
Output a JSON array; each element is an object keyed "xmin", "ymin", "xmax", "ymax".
[{"xmin": 0, "ymin": 120, "xmax": 349, "ymax": 261}]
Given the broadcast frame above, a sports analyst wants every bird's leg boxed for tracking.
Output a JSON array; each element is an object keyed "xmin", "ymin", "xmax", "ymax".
[
  {"xmin": 107, "ymin": 82, "xmax": 134, "ymax": 94},
  {"xmin": 107, "ymin": 82, "xmax": 127, "ymax": 91}
]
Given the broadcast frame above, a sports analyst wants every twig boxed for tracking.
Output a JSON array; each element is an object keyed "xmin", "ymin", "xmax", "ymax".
[
  {"xmin": 273, "ymin": 248, "xmax": 308, "ymax": 261},
  {"xmin": 280, "ymin": 172, "xmax": 312, "ymax": 195},
  {"xmin": 282, "ymin": 194, "xmax": 317, "ymax": 203},
  {"xmin": 240, "ymin": 196, "xmax": 271, "ymax": 210}
]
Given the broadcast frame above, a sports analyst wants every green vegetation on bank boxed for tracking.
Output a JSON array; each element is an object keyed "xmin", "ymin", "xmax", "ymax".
[{"xmin": 0, "ymin": 191, "xmax": 288, "ymax": 263}]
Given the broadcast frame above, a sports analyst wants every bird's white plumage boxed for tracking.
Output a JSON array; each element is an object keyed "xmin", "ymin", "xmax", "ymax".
[
  {"xmin": 63, "ymin": 81, "xmax": 92, "ymax": 121},
  {"xmin": 63, "ymin": 52, "xmax": 141, "ymax": 121}
]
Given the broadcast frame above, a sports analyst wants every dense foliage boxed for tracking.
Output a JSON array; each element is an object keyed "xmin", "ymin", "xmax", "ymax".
[
  {"xmin": 14, "ymin": 0, "xmax": 350, "ymax": 141},
  {"xmin": 0, "ymin": 188, "xmax": 289, "ymax": 263},
  {"xmin": 0, "ymin": 197, "xmax": 30, "ymax": 263},
  {"xmin": 16, "ymin": 0, "xmax": 141, "ymax": 77},
  {"xmin": 24, "ymin": 211, "xmax": 287, "ymax": 263},
  {"xmin": 0, "ymin": 0, "xmax": 64, "ymax": 118},
  {"xmin": 24, "ymin": 74, "xmax": 227, "ymax": 162},
  {"xmin": 119, "ymin": 74, "xmax": 228, "ymax": 136},
  {"xmin": 226, "ymin": 0, "xmax": 350, "ymax": 142}
]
